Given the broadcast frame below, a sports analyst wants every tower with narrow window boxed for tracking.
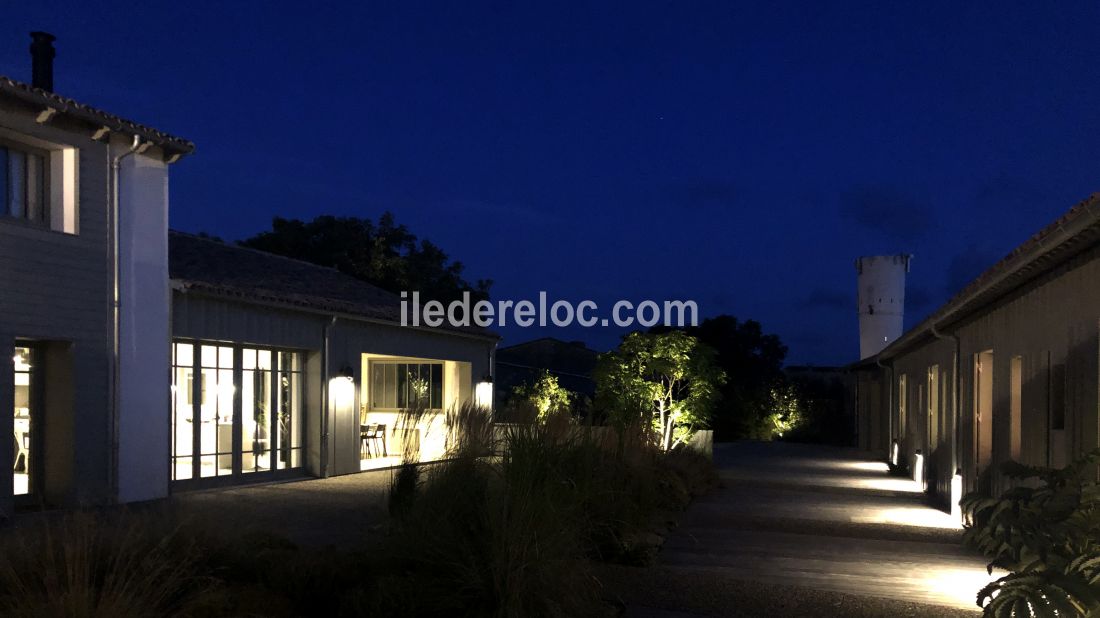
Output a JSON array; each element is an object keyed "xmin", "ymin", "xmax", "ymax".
[{"xmin": 855, "ymin": 254, "xmax": 910, "ymax": 359}]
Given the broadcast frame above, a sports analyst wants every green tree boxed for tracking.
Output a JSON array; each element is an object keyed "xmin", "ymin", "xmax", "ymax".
[
  {"xmin": 766, "ymin": 382, "xmax": 803, "ymax": 439},
  {"xmin": 594, "ymin": 331, "xmax": 724, "ymax": 451},
  {"xmin": 653, "ymin": 315, "xmax": 789, "ymax": 440},
  {"xmin": 240, "ymin": 213, "xmax": 491, "ymax": 303},
  {"xmin": 511, "ymin": 371, "xmax": 574, "ymax": 420}
]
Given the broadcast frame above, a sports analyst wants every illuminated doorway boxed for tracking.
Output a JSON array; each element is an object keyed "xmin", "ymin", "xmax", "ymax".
[
  {"xmin": 12, "ymin": 345, "xmax": 37, "ymax": 497},
  {"xmin": 171, "ymin": 341, "xmax": 303, "ymax": 487},
  {"xmin": 974, "ymin": 351, "xmax": 994, "ymax": 486}
]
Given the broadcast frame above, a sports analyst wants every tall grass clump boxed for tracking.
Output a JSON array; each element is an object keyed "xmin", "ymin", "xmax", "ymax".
[
  {"xmin": 376, "ymin": 402, "xmax": 595, "ymax": 617},
  {"xmin": 371, "ymin": 402, "xmax": 717, "ymax": 617},
  {"xmin": 0, "ymin": 510, "xmax": 216, "ymax": 618}
]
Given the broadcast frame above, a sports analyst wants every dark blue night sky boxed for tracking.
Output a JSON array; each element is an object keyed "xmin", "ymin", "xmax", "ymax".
[{"xmin": 5, "ymin": 2, "xmax": 1100, "ymax": 363}]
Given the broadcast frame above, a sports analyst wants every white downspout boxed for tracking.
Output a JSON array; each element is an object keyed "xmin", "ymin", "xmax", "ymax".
[
  {"xmin": 320, "ymin": 315, "xmax": 337, "ymax": 477},
  {"xmin": 108, "ymin": 134, "xmax": 141, "ymax": 503}
]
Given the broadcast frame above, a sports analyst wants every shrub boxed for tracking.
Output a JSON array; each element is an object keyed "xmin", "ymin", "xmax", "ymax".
[
  {"xmin": 962, "ymin": 449, "xmax": 1100, "ymax": 616},
  {"xmin": 509, "ymin": 371, "xmax": 574, "ymax": 420}
]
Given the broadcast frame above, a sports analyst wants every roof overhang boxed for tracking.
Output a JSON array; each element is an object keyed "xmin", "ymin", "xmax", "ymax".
[
  {"xmin": 171, "ymin": 279, "xmax": 502, "ymax": 343},
  {"xmin": 867, "ymin": 193, "xmax": 1100, "ymax": 364},
  {"xmin": 0, "ymin": 76, "xmax": 194, "ymax": 161}
]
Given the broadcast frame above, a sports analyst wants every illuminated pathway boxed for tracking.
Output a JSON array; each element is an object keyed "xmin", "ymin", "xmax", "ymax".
[{"xmin": 657, "ymin": 441, "xmax": 997, "ymax": 611}]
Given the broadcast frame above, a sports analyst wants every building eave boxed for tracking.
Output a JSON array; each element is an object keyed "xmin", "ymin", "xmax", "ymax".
[
  {"xmin": 0, "ymin": 76, "xmax": 195, "ymax": 160},
  {"xmin": 874, "ymin": 192, "xmax": 1100, "ymax": 362},
  {"xmin": 171, "ymin": 280, "xmax": 502, "ymax": 343}
]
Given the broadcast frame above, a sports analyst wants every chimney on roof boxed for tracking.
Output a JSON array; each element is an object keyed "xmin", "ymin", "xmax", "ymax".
[{"xmin": 30, "ymin": 31, "xmax": 56, "ymax": 91}]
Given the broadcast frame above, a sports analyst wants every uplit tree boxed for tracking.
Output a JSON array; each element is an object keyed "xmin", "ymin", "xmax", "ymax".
[
  {"xmin": 594, "ymin": 331, "xmax": 724, "ymax": 451},
  {"xmin": 511, "ymin": 371, "xmax": 574, "ymax": 420},
  {"xmin": 651, "ymin": 315, "xmax": 790, "ymax": 441},
  {"xmin": 766, "ymin": 382, "xmax": 803, "ymax": 439}
]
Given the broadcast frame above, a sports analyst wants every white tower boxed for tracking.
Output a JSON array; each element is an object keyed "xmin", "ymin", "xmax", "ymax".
[{"xmin": 855, "ymin": 254, "xmax": 911, "ymax": 359}]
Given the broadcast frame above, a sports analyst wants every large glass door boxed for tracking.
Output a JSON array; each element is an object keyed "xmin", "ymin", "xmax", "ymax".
[{"xmin": 172, "ymin": 340, "xmax": 303, "ymax": 487}]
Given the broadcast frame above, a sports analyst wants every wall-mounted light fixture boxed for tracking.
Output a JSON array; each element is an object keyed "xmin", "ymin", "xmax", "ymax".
[
  {"xmin": 890, "ymin": 440, "xmax": 899, "ymax": 467},
  {"xmin": 475, "ymin": 374, "xmax": 493, "ymax": 410},
  {"xmin": 328, "ymin": 365, "xmax": 356, "ymax": 410}
]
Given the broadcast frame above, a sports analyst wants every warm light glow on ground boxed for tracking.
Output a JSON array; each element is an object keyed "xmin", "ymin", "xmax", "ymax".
[
  {"xmin": 851, "ymin": 506, "xmax": 963, "ymax": 529},
  {"xmin": 849, "ymin": 477, "xmax": 926, "ymax": 493},
  {"xmin": 922, "ymin": 567, "xmax": 998, "ymax": 608},
  {"xmin": 840, "ymin": 461, "xmax": 891, "ymax": 473}
]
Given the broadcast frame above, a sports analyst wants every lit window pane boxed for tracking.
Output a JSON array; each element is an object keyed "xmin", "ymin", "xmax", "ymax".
[
  {"xmin": 218, "ymin": 369, "xmax": 234, "ymax": 422},
  {"xmin": 431, "ymin": 364, "xmax": 443, "ymax": 409},
  {"xmin": 371, "ymin": 363, "xmax": 384, "ymax": 408},
  {"xmin": 291, "ymin": 372, "xmax": 302, "ymax": 451},
  {"xmin": 200, "ymin": 455, "xmax": 216, "ymax": 478},
  {"xmin": 385, "ymin": 363, "xmax": 397, "ymax": 408},
  {"xmin": 201, "ymin": 345, "xmax": 217, "ymax": 368},
  {"xmin": 174, "ymin": 457, "xmax": 192, "ymax": 481},
  {"xmin": 396, "ymin": 364, "xmax": 407, "ymax": 409},
  {"xmin": 218, "ymin": 346, "xmax": 233, "ymax": 368},
  {"xmin": 173, "ymin": 367, "xmax": 193, "ymax": 457},
  {"xmin": 175, "ymin": 343, "xmax": 193, "ymax": 366}
]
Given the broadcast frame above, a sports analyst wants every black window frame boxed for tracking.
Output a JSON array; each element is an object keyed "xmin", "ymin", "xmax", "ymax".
[{"xmin": 0, "ymin": 137, "xmax": 51, "ymax": 228}]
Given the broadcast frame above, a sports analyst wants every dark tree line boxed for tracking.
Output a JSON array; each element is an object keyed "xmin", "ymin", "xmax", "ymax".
[{"xmin": 240, "ymin": 213, "xmax": 492, "ymax": 303}]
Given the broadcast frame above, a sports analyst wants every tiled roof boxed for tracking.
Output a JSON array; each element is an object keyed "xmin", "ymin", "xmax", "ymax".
[
  {"xmin": 865, "ymin": 192, "xmax": 1100, "ymax": 363},
  {"xmin": 0, "ymin": 76, "xmax": 194, "ymax": 156},
  {"xmin": 169, "ymin": 231, "xmax": 497, "ymax": 340}
]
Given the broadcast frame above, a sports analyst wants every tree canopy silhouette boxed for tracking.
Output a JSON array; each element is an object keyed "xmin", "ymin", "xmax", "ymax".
[{"xmin": 240, "ymin": 213, "xmax": 491, "ymax": 303}]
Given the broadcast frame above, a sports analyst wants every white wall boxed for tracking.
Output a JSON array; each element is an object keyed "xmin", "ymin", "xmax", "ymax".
[{"xmin": 116, "ymin": 151, "xmax": 170, "ymax": 502}]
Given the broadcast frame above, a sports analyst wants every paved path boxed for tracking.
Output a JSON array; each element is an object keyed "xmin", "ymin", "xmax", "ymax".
[
  {"xmin": 169, "ymin": 442, "xmax": 996, "ymax": 613},
  {"xmin": 616, "ymin": 441, "xmax": 998, "ymax": 615},
  {"xmin": 169, "ymin": 469, "xmax": 391, "ymax": 547}
]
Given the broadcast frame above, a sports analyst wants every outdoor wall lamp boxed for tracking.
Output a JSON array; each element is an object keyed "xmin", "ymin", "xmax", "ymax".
[
  {"xmin": 329, "ymin": 366, "xmax": 356, "ymax": 410},
  {"xmin": 475, "ymin": 374, "xmax": 493, "ymax": 410}
]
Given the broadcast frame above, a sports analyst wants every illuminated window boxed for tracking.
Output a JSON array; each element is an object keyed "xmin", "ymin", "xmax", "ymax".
[{"xmin": 369, "ymin": 362, "xmax": 443, "ymax": 410}]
